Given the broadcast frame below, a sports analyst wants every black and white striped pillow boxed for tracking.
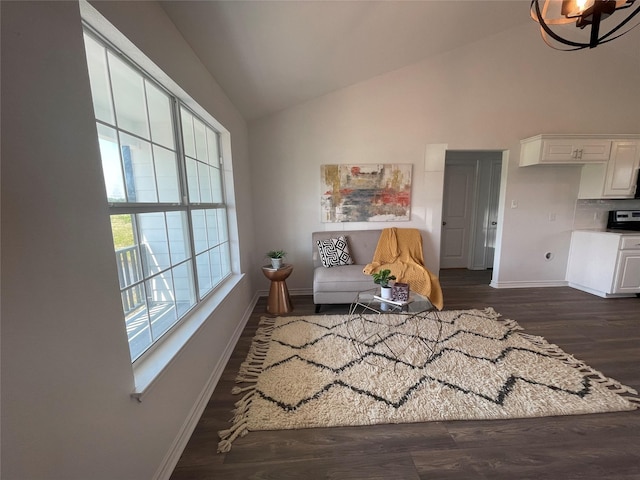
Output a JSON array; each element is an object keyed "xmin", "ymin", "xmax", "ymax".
[{"xmin": 316, "ymin": 236, "xmax": 354, "ymax": 268}]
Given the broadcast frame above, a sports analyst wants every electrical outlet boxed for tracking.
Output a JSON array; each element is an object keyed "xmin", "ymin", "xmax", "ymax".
[{"xmin": 511, "ymin": 200, "xmax": 518, "ymax": 209}]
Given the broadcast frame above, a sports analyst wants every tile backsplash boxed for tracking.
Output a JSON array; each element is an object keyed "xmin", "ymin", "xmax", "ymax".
[{"xmin": 573, "ymin": 199, "xmax": 640, "ymax": 230}]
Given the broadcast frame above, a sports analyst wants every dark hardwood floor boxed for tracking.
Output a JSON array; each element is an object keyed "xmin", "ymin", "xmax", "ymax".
[{"xmin": 170, "ymin": 269, "xmax": 640, "ymax": 480}]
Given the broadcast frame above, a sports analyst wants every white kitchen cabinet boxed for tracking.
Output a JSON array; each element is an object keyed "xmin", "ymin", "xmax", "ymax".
[
  {"xmin": 578, "ymin": 140, "xmax": 640, "ymax": 199},
  {"xmin": 567, "ymin": 231, "xmax": 640, "ymax": 297},
  {"xmin": 614, "ymin": 251, "xmax": 640, "ymax": 294},
  {"xmin": 520, "ymin": 134, "xmax": 611, "ymax": 166}
]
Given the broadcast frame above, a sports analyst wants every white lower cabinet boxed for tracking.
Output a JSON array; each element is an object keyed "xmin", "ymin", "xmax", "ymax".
[{"xmin": 567, "ymin": 231, "xmax": 640, "ymax": 297}]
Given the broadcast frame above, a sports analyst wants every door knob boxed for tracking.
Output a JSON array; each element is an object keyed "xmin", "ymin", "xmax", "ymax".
[
  {"xmin": 442, "ymin": 221, "xmax": 447, "ymax": 226},
  {"xmin": 491, "ymin": 221, "xmax": 497, "ymax": 226}
]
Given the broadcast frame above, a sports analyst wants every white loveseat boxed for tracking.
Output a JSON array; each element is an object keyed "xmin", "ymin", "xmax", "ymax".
[{"xmin": 312, "ymin": 230, "xmax": 383, "ymax": 312}]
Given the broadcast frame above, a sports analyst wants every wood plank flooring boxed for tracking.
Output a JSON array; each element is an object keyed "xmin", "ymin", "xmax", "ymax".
[{"xmin": 170, "ymin": 269, "xmax": 640, "ymax": 480}]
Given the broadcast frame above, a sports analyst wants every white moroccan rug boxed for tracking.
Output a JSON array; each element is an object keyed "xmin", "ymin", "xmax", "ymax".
[{"xmin": 218, "ymin": 308, "xmax": 639, "ymax": 452}]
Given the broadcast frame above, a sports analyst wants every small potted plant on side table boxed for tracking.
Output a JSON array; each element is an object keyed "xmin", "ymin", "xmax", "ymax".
[
  {"xmin": 266, "ymin": 250, "xmax": 287, "ymax": 269},
  {"xmin": 371, "ymin": 269, "xmax": 396, "ymax": 300}
]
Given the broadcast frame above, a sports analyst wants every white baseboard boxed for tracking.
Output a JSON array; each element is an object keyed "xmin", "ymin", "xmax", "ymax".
[
  {"xmin": 490, "ymin": 280, "xmax": 568, "ymax": 289},
  {"xmin": 290, "ymin": 287, "xmax": 313, "ymax": 296},
  {"xmin": 567, "ymin": 283, "xmax": 637, "ymax": 298},
  {"xmin": 153, "ymin": 291, "xmax": 260, "ymax": 480}
]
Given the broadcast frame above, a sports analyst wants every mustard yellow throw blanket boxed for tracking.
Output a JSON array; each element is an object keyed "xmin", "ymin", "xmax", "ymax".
[{"xmin": 363, "ymin": 228, "xmax": 444, "ymax": 310}]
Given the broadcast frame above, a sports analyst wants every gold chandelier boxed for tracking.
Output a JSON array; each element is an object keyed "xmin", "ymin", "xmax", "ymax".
[{"xmin": 531, "ymin": 0, "xmax": 640, "ymax": 49}]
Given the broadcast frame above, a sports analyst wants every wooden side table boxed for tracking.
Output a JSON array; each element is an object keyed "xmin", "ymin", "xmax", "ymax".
[{"xmin": 261, "ymin": 264, "xmax": 294, "ymax": 314}]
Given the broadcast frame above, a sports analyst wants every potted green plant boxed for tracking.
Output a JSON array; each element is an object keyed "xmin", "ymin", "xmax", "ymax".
[
  {"xmin": 371, "ymin": 269, "xmax": 396, "ymax": 299},
  {"xmin": 266, "ymin": 250, "xmax": 287, "ymax": 269}
]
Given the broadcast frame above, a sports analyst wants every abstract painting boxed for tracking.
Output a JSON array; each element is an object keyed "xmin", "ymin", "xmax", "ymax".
[{"xmin": 321, "ymin": 164, "xmax": 412, "ymax": 222}]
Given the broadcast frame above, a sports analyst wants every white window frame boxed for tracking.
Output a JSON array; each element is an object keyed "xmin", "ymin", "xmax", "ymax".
[{"xmin": 81, "ymin": 1, "xmax": 242, "ymax": 399}]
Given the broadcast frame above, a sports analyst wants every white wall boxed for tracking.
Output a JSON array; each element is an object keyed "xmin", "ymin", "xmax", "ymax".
[
  {"xmin": 249, "ymin": 21, "xmax": 640, "ymax": 293},
  {"xmin": 1, "ymin": 2, "xmax": 255, "ymax": 479}
]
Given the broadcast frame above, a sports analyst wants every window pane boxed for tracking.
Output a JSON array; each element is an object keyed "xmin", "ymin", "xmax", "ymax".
[
  {"xmin": 83, "ymin": 34, "xmax": 114, "ymax": 124},
  {"xmin": 205, "ymin": 209, "xmax": 219, "ymax": 247},
  {"xmin": 180, "ymin": 108, "xmax": 196, "ymax": 158},
  {"xmin": 217, "ymin": 208, "xmax": 229, "ymax": 242},
  {"xmin": 210, "ymin": 166, "xmax": 223, "ymax": 203},
  {"xmin": 124, "ymin": 284, "xmax": 151, "ymax": 361},
  {"xmin": 193, "ymin": 118, "xmax": 208, "ymax": 161},
  {"xmin": 173, "ymin": 262, "xmax": 196, "ymax": 317},
  {"xmin": 191, "ymin": 210, "xmax": 207, "ymax": 254},
  {"xmin": 206, "ymin": 129, "xmax": 219, "ymax": 166},
  {"xmin": 186, "ymin": 157, "xmax": 200, "ymax": 203},
  {"xmin": 154, "ymin": 145, "xmax": 180, "ymax": 203},
  {"xmin": 120, "ymin": 133, "xmax": 157, "ymax": 203},
  {"xmin": 138, "ymin": 212, "xmax": 170, "ymax": 276},
  {"xmin": 220, "ymin": 242, "xmax": 232, "ymax": 274},
  {"xmin": 97, "ymin": 125, "xmax": 126, "ymax": 202},
  {"xmin": 111, "ymin": 214, "xmax": 142, "ymax": 289},
  {"xmin": 209, "ymin": 246, "xmax": 223, "ymax": 286},
  {"xmin": 146, "ymin": 270, "xmax": 178, "ymax": 340},
  {"xmin": 108, "ymin": 52, "xmax": 149, "ymax": 139},
  {"xmin": 196, "ymin": 251, "xmax": 213, "ymax": 297},
  {"xmin": 198, "ymin": 163, "xmax": 213, "ymax": 203},
  {"xmin": 146, "ymin": 81, "xmax": 175, "ymax": 150},
  {"xmin": 166, "ymin": 211, "xmax": 190, "ymax": 264}
]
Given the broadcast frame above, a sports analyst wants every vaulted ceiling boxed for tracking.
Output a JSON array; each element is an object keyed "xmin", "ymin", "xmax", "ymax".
[{"xmin": 160, "ymin": 1, "xmax": 533, "ymax": 121}]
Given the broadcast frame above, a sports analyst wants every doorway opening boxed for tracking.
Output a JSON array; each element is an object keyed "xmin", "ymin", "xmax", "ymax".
[{"xmin": 440, "ymin": 150, "xmax": 503, "ymax": 285}]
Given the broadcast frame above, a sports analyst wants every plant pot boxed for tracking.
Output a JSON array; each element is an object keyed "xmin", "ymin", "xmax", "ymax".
[
  {"xmin": 270, "ymin": 258, "xmax": 283, "ymax": 269},
  {"xmin": 380, "ymin": 286, "xmax": 392, "ymax": 299}
]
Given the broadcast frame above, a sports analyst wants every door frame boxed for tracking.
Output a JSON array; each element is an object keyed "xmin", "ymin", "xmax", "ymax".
[{"xmin": 441, "ymin": 150, "xmax": 504, "ymax": 271}]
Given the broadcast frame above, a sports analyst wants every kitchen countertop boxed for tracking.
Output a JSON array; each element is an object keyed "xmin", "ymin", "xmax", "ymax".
[
  {"xmin": 605, "ymin": 229, "xmax": 640, "ymax": 235},
  {"xmin": 574, "ymin": 229, "xmax": 640, "ymax": 235}
]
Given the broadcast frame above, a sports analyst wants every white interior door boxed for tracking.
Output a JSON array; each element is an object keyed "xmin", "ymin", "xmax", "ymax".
[{"xmin": 440, "ymin": 162, "xmax": 475, "ymax": 268}]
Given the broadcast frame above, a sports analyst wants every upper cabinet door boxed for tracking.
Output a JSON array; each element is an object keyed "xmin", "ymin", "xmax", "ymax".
[
  {"xmin": 603, "ymin": 141, "xmax": 640, "ymax": 197},
  {"xmin": 519, "ymin": 135, "xmax": 615, "ymax": 166},
  {"xmin": 541, "ymin": 139, "xmax": 611, "ymax": 163}
]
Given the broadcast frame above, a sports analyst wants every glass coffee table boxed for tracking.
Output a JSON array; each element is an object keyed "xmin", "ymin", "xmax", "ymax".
[
  {"xmin": 347, "ymin": 288, "xmax": 442, "ymax": 368},
  {"xmin": 349, "ymin": 288, "xmax": 434, "ymax": 316}
]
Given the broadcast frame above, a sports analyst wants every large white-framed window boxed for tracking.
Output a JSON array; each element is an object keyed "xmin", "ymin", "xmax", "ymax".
[{"xmin": 83, "ymin": 29, "xmax": 232, "ymax": 362}]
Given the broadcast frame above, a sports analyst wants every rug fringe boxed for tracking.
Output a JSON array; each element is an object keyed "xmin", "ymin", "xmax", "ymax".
[
  {"xmin": 231, "ymin": 385, "xmax": 254, "ymax": 394},
  {"xmin": 486, "ymin": 309, "xmax": 528, "ymax": 333},
  {"xmin": 217, "ymin": 316, "xmax": 276, "ymax": 453},
  {"xmin": 624, "ymin": 396, "xmax": 640, "ymax": 407},
  {"xmin": 516, "ymin": 331, "xmax": 639, "ymax": 399},
  {"xmin": 500, "ymin": 318, "xmax": 524, "ymax": 332},
  {"xmin": 217, "ymin": 418, "xmax": 249, "ymax": 453},
  {"xmin": 482, "ymin": 306, "xmax": 499, "ymax": 317}
]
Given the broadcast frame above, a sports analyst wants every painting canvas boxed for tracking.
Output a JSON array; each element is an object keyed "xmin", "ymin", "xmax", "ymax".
[{"xmin": 321, "ymin": 164, "xmax": 412, "ymax": 222}]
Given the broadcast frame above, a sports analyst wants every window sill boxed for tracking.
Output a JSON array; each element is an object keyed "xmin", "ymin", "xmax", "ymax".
[{"xmin": 130, "ymin": 273, "xmax": 244, "ymax": 402}]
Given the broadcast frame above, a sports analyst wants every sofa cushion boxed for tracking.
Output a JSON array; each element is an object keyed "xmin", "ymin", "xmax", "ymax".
[
  {"xmin": 313, "ymin": 265, "xmax": 374, "ymax": 292},
  {"xmin": 316, "ymin": 235, "xmax": 354, "ymax": 268}
]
